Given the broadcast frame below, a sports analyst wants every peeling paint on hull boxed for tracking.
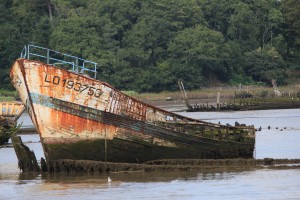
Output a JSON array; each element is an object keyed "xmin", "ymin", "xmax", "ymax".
[{"xmin": 10, "ymin": 59, "xmax": 255, "ymax": 163}]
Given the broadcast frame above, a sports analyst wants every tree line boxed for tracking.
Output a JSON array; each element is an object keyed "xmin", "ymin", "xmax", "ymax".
[{"xmin": 0, "ymin": 0, "xmax": 299, "ymax": 92}]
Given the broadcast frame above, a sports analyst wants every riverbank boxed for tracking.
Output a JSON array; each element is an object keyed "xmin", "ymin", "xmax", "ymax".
[
  {"xmin": 142, "ymin": 97, "xmax": 300, "ymax": 112},
  {"xmin": 2, "ymin": 84, "xmax": 300, "ymax": 112},
  {"xmin": 132, "ymin": 84, "xmax": 299, "ymax": 101},
  {"xmin": 133, "ymin": 85, "xmax": 300, "ymax": 111}
]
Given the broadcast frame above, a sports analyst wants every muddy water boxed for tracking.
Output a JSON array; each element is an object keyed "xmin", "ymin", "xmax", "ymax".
[{"xmin": 1, "ymin": 109, "xmax": 300, "ymax": 199}]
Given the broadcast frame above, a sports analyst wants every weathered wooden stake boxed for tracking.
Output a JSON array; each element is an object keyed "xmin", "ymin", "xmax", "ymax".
[
  {"xmin": 178, "ymin": 81, "xmax": 193, "ymax": 111},
  {"xmin": 217, "ymin": 92, "xmax": 220, "ymax": 109},
  {"xmin": 11, "ymin": 134, "xmax": 40, "ymax": 172}
]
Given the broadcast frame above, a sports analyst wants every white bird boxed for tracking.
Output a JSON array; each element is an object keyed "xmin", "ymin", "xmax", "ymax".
[{"xmin": 108, "ymin": 177, "xmax": 112, "ymax": 183}]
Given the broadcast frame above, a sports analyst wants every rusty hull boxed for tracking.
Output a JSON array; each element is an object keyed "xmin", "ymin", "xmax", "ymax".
[{"xmin": 10, "ymin": 59, "xmax": 255, "ymax": 163}]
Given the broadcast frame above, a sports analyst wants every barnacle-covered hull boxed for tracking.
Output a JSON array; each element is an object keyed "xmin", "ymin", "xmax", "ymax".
[{"xmin": 11, "ymin": 58, "xmax": 255, "ymax": 163}]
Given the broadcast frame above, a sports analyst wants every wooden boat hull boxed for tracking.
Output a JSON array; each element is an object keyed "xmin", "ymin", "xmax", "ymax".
[
  {"xmin": 10, "ymin": 58, "xmax": 255, "ymax": 163},
  {"xmin": 0, "ymin": 102, "xmax": 24, "ymax": 145}
]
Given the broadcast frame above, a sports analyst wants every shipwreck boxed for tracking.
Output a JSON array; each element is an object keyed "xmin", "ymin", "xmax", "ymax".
[
  {"xmin": 0, "ymin": 101, "xmax": 24, "ymax": 146},
  {"xmin": 10, "ymin": 45, "xmax": 255, "ymax": 164}
]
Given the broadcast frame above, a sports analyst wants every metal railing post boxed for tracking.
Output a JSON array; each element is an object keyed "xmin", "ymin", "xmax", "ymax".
[
  {"xmin": 27, "ymin": 45, "xmax": 30, "ymax": 59},
  {"xmin": 76, "ymin": 58, "xmax": 78, "ymax": 72},
  {"xmin": 47, "ymin": 49, "xmax": 50, "ymax": 64},
  {"xmin": 20, "ymin": 44, "xmax": 98, "ymax": 79}
]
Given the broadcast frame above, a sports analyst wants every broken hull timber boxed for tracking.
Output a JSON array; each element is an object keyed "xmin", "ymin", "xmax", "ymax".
[
  {"xmin": 1, "ymin": 102, "xmax": 24, "ymax": 145},
  {"xmin": 0, "ymin": 117, "xmax": 11, "ymax": 145},
  {"xmin": 11, "ymin": 57, "xmax": 255, "ymax": 163}
]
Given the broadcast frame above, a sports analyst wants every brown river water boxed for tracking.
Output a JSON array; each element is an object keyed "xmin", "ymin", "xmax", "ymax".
[{"xmin": 1, "ymin": 109, "xmax": 300, "ymax": 199}]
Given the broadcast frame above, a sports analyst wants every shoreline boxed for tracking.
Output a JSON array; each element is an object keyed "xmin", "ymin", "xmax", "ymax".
[{"xmin": 144, "ymin": 98, "xmax": 300, "ymax": 112}]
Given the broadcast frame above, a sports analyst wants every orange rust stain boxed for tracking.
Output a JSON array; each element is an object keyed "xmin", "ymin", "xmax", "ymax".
[
  {"xmin": 48, "ymin": 108, "xmax": 117, "ymax": 137},
  {"xmin": 35, "ymin": 64, "xmax": 101, "ymax": 106},
  {"xmin": 24, "ymin": 61, "xmax": 147, "ymax": 133}
]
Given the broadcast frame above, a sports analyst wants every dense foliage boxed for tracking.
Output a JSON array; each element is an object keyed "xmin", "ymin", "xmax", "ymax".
[{"xmin": 0, "ymin": 0, "xmax": 299, "ymax": 92}]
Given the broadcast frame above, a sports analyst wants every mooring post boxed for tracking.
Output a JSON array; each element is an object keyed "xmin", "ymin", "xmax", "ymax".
[
  {"xmin": 104, "ymin": 126, "xmax": 107, "ymax": 162},
  {"xmin": 217, "ymin": 92, "xmax": 220, "ymax": 110}
]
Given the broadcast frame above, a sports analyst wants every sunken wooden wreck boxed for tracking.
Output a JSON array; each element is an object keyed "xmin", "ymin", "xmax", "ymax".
[
  {"xmin": 10, "ymin": 45, "xmax": 255, "ymax": 164},
  {"xmin": 0, "ymin": 116, "xmax": 12, "ymax": 145},
  {"xmin": 0, "ymin": 101, "xmax": 24, "ymax": 145}
]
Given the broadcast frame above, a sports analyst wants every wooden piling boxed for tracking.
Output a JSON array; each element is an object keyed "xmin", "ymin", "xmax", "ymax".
[
  {"xmin": 11, "ymin": 134, "xmax": 40, "ymax": 172},
  {"xmin": 217, "ymin": 92, "xmax": 220, "ymax": 109},
  {"xmin": 178, "ymin": 81, "xmax": 193, "ymax": 111}
]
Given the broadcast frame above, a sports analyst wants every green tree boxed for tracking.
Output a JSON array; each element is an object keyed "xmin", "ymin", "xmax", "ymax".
[
  {"xmin": 227, "ymin": 2, "xmax": 260, "ymax": 51},
  {"xmin": 0, "ymin": 0, "xmax": 51, "ymax": 90},
  {"xmin": 280, "ymin": 0, "xmax": 300, "ymax": 66},
  {"xmin": 245, "ymin": 46, "xmax": 286, "ymax": 85},
  {"xmin": 0, "ymin": 0, "xmax": 298, "ymax": 92},
  {"xmin": 168, "ymin": 25, "xmax": 230, "ymax": 86},
  {"xmin": 247, "ymin": 0, "xmax": 283, "ymax": 48},
  {"xmin": 200, "ymin": 0, "xmax": 238, "ymax": 35},
  {"xmin": 116, "ymin": 0, "xmax": 206, "ymax": 91}
]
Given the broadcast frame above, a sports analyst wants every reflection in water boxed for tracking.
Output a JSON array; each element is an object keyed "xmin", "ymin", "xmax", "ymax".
[{"xmin": 2, "ymin": 169, "xmax": 297, "ymax": 200}]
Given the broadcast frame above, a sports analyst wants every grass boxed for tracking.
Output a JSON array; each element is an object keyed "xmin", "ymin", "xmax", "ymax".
[
  {"xmin": 0, "ymin": 96, "xmax": 16, "ymax": 101},
  {"xmin": 129, "ymin": 84, "xmax": 300, "ymax": 102},
  {"xmin": 0, "ymin": 89, "xmax": 18, "ymax": 102},
  {"xmin": 1, "ymin": 84, "xmax": 299, "ymax": 103}
]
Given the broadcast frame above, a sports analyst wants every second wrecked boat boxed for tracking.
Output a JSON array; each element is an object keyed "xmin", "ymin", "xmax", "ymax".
[
  {"xmin": 10, "ymin": 45, "xmax": 255, "ymax": 164},
  {"xmin": 0, "ymin": 101, "xmax": 24, "ymax": 146}
]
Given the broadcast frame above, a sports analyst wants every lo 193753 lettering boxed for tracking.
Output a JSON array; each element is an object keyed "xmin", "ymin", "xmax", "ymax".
[{"xmin": 44, "ymin": 74, "xmax": 103, "ymax": 98}]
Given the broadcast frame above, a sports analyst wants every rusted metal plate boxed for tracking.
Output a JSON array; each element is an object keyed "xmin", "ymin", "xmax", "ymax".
[{"xmin": 107, "ymin": 91, "xmax": 147, "ymax": 121}]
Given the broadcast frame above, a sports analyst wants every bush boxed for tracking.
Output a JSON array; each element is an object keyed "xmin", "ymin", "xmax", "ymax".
[
  {"xmin": 235, "ymin": 91, "xmax": 253, "ymax": 98},
  {"xmin": 258, "ymin": 90, "xmax": 269, "ymax": 98},
  {"xmin": 122, "ymin": 90, "xmax": 138, "ymax": 97},
  {"xmin": 0, "ymin": 89, "xmax": 18, "ymax": 101}
]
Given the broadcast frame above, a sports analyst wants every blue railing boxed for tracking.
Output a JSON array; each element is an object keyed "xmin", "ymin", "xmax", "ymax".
[{"xmin": 20, "ymin": 45, "xmax": 98, "ymax": 79}]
